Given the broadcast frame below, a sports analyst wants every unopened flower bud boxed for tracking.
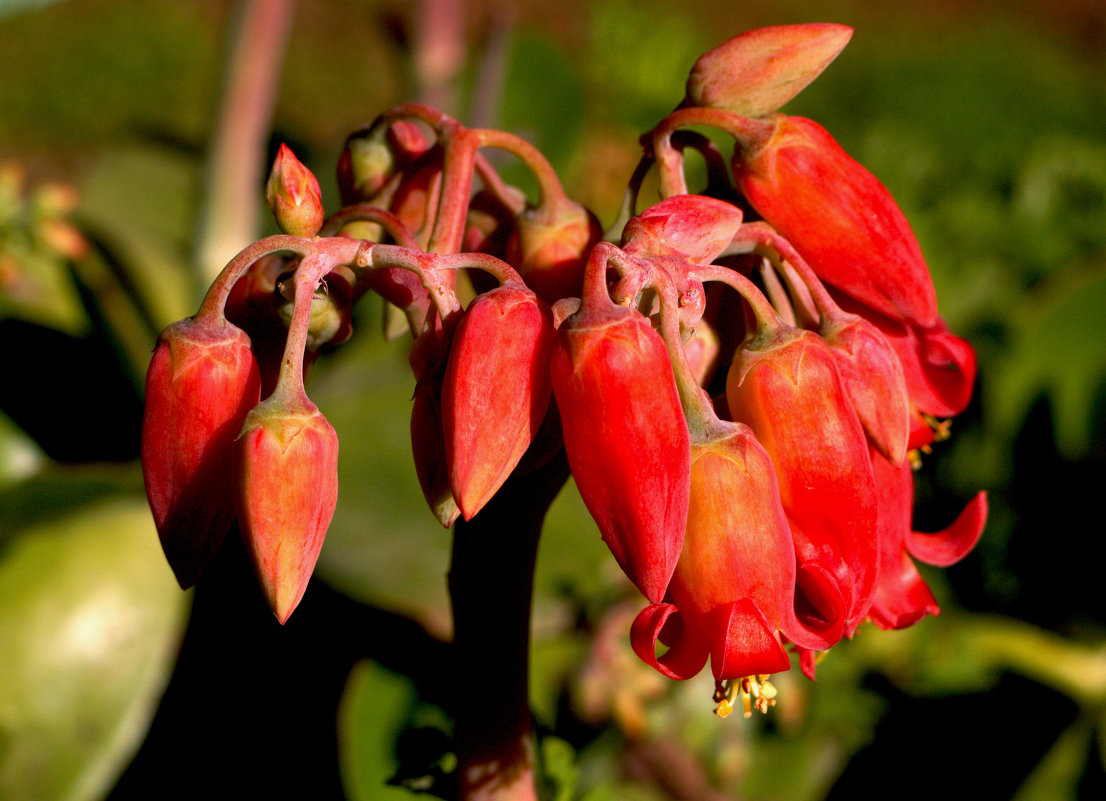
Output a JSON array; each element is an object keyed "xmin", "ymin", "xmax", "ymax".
[
  {"xmin": 621, "ymin": 195, "xmax": 743, "ymax": 265},
  {"xmin": 266, "ymin": 144, "xmax": 324, "ymax": 238},
  {"xmin": 337, "ymin": 120, "xmax": 431, "ymax": 204},
  {"xmin": 234, "ymin": 391, "xmax": 339, "ymax": 623},
  {"xmin": 141, "ymin": 316, "xmax": 261, "ymax": 588},
  {"xmin": 733, "ymin": 115, "xmax": 939, "ymax": 327},
  {"xmin": 687, "ymin": 24, "xmax": 853, "ymax": 117},
  {"xmin": 442, "ymin": 285, "xmax": 555, "ymax": 519},
  {"xmin": 506, "ymin": 201, "xmax": 602, "ymax": 303},
  {"xmin": 551, "ymin": 300, "xmax": 690, "ymax": 603}
]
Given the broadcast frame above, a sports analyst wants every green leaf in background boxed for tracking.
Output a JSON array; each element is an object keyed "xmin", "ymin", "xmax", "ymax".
[
  {"xmin": 338, "ymin": 659, "xmax": 420, "ymax": 801},
  {"xmin": 0, "ymin": 496, "xmax": 189, "ymax": 801},
  {"xmin": 989, "ymin": 266, "xmax": 1106, "ymax": 458}
]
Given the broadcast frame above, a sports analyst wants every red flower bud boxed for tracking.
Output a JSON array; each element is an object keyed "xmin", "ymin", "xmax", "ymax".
[
  {"xmin": 409, "ymin": 324, "xmax": 461, "ymax": 528},
  {"xmin": 620, "ymin": 195, "xmax": 743, "ymax": 265},
  {"xmin": 733, "ymin": 115, "xmax": 939, "ymax": 328},
  {"xmin": 442, "ymin": 285, "xmax": 555, "ymax": 519},
  {"xmin": 631, "ymin": 424, "xmax": 841, "ymax": 685},
  {"xmin": 506, "ymin": 201, "xmax": 603, "ymax": 303},
  {"xmin": 822, "ymin": 313, "xmax": 912, "ymax": 465},
  {"xmin": 835, "ymin": 292, "xmax": 978, "ymax": 420},
  {"xmin": 234, "ymin": 392, "xmax": 339, "ymax": 624},
  {"xmin": 687, "ymin": 24, "xmax": 853, "ymax": 117},
  {"xmin": 551, "ymin": 301, "xmax": 690, "ymax": 603},
  {"xmin": 266, "ymin": 144, "xmax": 324, "ymax": 238},
  {"xmin": 141, "ymin": 317, "xmax": 261, "ymax": 588},
  {"xmin": 726, "ymin": 325, "xmax": 878, "ymax": 635}
]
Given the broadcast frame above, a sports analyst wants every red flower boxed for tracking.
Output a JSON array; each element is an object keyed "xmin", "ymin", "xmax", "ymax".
[
  {"xmin": 551, "ymin": 298, "xmax": 690, "ymax": 603},
  {"xmin": 630, "ymin": 424, "xmax": 842, "ymax": 706},
  {"xmin": 868, "ymin": 451, "xmax": 988, "ymax": 630},
  {"xmin": 726, "ymin": 324, "xmax": 878, "ymax": 637},
  {"xmin": 141, "ymin": 316, "xmax": 261, "ymax": 588}
]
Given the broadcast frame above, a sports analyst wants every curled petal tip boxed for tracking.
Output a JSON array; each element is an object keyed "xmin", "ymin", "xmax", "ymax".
[
  {"xmin": 906, "ymin": 491, "xmax": 988, "ymax": 567},
  {"xmin": 630, "ymin": 603, "xmax": 709, "ymax": 681}
]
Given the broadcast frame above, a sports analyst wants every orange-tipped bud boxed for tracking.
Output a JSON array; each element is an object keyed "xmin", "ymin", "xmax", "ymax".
[
  {"xmin": 442, "ymin": 285, "xmax": 555, "ymax": 519},
  {"xmin": 141, "ymin": 317, "xmax": 261, "ymax": 588},
  {"xmin": 550, "ymin": 300, "xmax": 690, "ymax": 603},
  {"xmin": 734, "ymin": 115, "xmax": 939, "ymax": 327},
  {"xmin": 266, "ymin": 144, "xmax": 324, "ymax": 238},
  {"xmin": 506, "ymin": 201, "xmax": 603, "ymax": 303},
  {"xmin": 687, "ymin": 24, "xmax": 853, "ymax": 117},
  {"xmin": 234, "ymin": 393, "xmax": 339, "ymax": 623}
]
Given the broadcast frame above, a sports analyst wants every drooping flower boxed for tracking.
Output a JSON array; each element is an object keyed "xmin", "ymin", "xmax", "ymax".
[
  {"xmin": 141, "ymin": 315, "xmax": 261, "ymax": 588},
  {"xmin": 726, "ymin": 322, "xmax": 879, "ymax": 636},
  {"xmin": 631, "ymin": 423, "xmax": 842, "ymax": 716},
  {"xmin": 551, "ymin": 296, "xmax": 690, "ymax": 603},
  {"xmin": 868, "ymin": 450, "xmax": 988, "ymax": 630},
  {"xmin": 441, "ymin": 283, "xmax": 555, "ymax": 519}
]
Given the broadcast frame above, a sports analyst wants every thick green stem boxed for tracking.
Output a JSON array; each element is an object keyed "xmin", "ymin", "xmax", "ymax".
[{"xmin": 449, "ymin": 450, "xmax": 570, "ymax": 801}]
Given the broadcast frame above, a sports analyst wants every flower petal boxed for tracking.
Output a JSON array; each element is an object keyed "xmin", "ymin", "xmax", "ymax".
[
  {"xmin": 630, "ymin": 603, "xmax": 710, "ymax": 681},
  {"xmin": 906, "ymin": 491, "xmax": 988, "ymax": 567}
]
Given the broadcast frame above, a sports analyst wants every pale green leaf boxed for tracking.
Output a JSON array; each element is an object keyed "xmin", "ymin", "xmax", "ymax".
[{"xmin": 0, "ymin": 496, "xmax": 189, "ymax": 801}]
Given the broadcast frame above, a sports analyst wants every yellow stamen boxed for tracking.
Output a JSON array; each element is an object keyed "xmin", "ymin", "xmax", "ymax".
[{"xmin": 713, "ymin": 675, "xmax": 778, "ymax": 718}]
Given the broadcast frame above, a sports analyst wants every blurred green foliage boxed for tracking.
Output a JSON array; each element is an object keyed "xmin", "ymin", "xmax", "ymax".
[{"xmin": 1, "ymin": 0, "xmax": 1105, "ymax": 800}]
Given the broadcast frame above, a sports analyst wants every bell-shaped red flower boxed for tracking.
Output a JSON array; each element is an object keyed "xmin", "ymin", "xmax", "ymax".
[
  {"xmin": 733, "ymin": 114, "xmax": 939, "ymax": 328},
  {"xmin": 726, "ymin": 323, "xmax": 878, "ymax": 636},
  {"xmin": 868, "ymin": 451, "xmax": 987, "ymax": 630},
  {"xmin": 141, "ymin": 316, "xmax": 261, "ymax": 588},
  {"xmin": 234, "ymin": 388, "xmax": 339, "ymax": 624},
  {"xmin": 551, "ymin": 297, "xmax": 690, "ymax": 603},
  {"xmin": 442, "ymin": 284, "xmax": 555, "ymax": 519},
  {"xmin": 630, "ymin": 424, "xmax": 842, "ymax": 693}
]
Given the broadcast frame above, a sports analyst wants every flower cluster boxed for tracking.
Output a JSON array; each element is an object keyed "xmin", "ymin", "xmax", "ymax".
[{"xmin": 140, "ymin": 23, "xmax": 985, "ymax": 713}]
